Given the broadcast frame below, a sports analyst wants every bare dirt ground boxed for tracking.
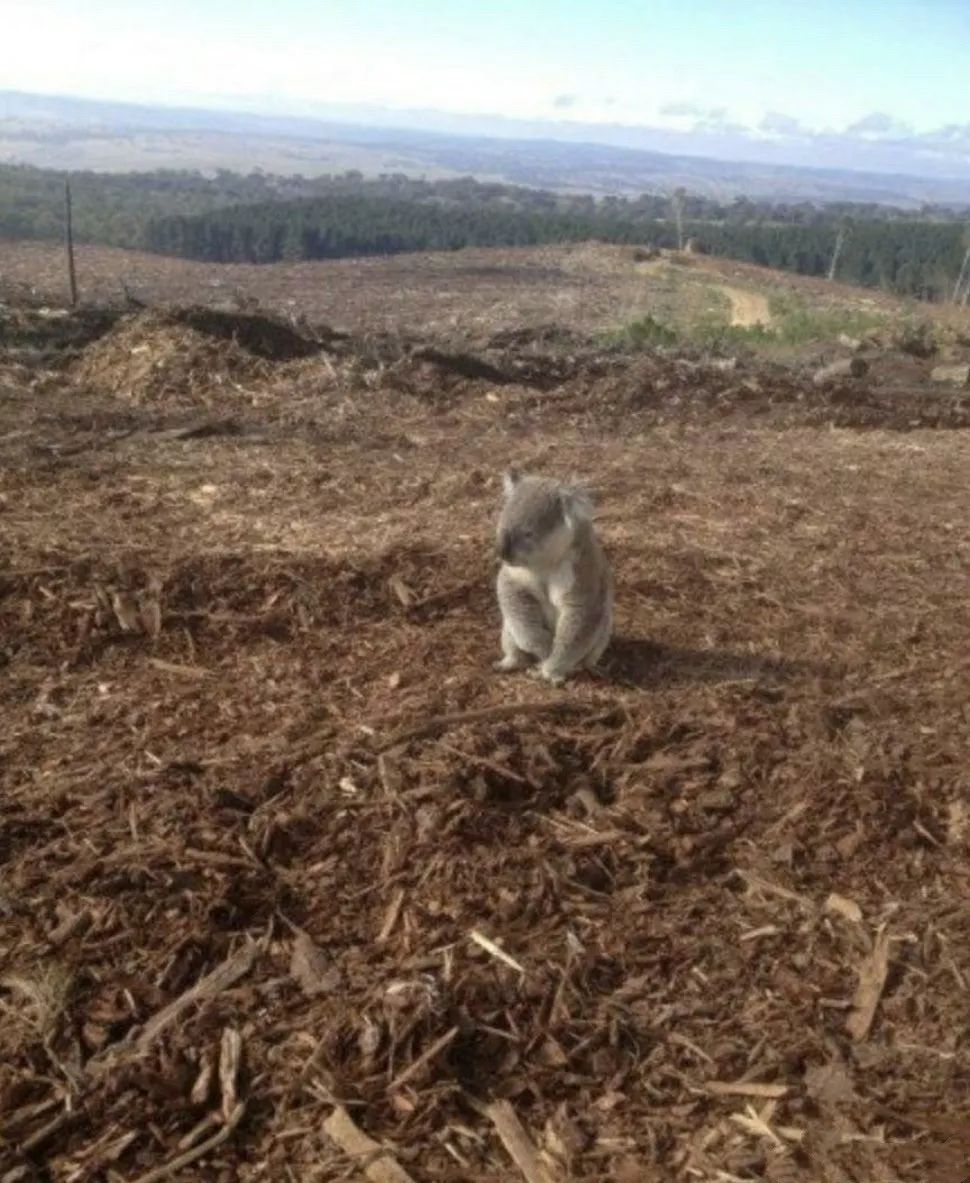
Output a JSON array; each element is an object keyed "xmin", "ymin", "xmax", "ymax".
[
  {"xmin": 718, "ymin": 285, "xmax": 773, "ymax": 329},
  {"xmin": 0, "ymin": 240, "xmax": 920, "ymax": 346},
  {"xmin": 2, "ymin": 249, "xmax": 970, "ymax": 1183}
]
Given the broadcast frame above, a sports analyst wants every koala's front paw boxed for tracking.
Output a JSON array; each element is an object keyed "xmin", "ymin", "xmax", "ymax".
[
  {"xmin": 530, "ymin": 662, "xmax": 567, "ymax": 686},
  {"xmin": 495, "ymin": 649, "xmax": 536, "ymax": 672},
  {"xmin": 493, "ymin": 655, "xmax": 525, "ymax": 673}
]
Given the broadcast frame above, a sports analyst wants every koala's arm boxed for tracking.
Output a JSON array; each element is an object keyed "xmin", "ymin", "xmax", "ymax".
[
  {"xmin": 497, "ymin": 568, "xmax": 554, "ymax": 659},
  {"xmin": 543, "ymin": 547, "xmax": 611, "ymax": 679}
]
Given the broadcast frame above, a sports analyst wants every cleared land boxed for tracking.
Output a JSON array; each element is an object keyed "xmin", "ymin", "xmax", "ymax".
[
  {"xmin": 2, "ymin": 244, "xmax": 970, "ymax": 1182},
  {"xmin": 0, "ymin": 239, "xmax": 912, "ymax": 343}
]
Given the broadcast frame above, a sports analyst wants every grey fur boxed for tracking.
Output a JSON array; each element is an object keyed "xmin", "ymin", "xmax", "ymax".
[{"xmin": 494, "ymin": 471, "xmax": 613, "ymax": 684}]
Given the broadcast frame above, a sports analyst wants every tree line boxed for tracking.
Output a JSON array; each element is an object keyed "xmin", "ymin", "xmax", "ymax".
[
  {"xmin": 2, "ymin": 162, "xmax": 969, "ymax": 301},
  {"xmin": 145, "ymin": 194, "xmax": 969, "ymax": 302}
]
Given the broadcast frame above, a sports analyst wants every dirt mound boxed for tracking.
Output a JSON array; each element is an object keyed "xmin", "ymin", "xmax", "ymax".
[
  {"xmin": 167, "ymin": 305, "xmax": 344, "ymax": 360},
  {"xmin": 27, "ymin": 299, "xmax": 969, "ymax": 430},
  {"xmin": 70, "ymin": 311, "xmax": 271, "ymax": 406},
  {"xmin": 69, "ymin": 308, "xmax": 333, "ymax": 408}
]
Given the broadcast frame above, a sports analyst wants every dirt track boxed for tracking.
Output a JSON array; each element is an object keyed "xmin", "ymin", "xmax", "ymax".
[
  {"xmin": 719, "ymin": 285, "xmax": 773, "ymax": 328},
  {"xmin": 2, "ymin": 291, "xmax": 970, "ymax": 1182}
]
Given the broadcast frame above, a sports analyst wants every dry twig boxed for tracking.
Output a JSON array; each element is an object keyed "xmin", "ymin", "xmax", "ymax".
[
  {"xmin": 387, "ymin": 1025, "xmax": 460, "ymax": 1091},
  {"xmin": 126, "ymin": 1101, "xmax": 246, "ymax": 1183}
]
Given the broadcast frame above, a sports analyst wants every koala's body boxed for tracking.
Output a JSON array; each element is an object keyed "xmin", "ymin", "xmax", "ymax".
[{"xmin": 494, "ymin": 470, "xmax": 613, "ymax": 685}]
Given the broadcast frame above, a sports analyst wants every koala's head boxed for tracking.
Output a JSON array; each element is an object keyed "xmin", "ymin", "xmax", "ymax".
[{"xmin": 496, "ymin": 470, "xmax": 593, "ymax": 569}]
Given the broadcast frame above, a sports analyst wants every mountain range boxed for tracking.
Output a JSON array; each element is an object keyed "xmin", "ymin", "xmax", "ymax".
[{"xmin": 3, "ymin": 89, "xmax": 970, "ymax": 207}]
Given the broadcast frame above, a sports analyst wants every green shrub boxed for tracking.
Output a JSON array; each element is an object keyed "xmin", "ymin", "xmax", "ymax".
[{"xmin": 607, "ymin": 314, "xmax": 679, "ymax": 349}]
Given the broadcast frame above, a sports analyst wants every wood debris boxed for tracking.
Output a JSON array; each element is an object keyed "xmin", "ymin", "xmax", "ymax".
[
  {"xmin": 846, "ymin": 926, "xmax": 892, "ymax": 1041},
  {"xmin": 323, "ymin": 1105, "xmax": 418, "ymax": 1183},
  {"xmin": 706, "ymin": 1080, "xmax": 789, "ymax": 1100},
  {"xmin": 484, "ymin": 1099, "xmax": 563, "ymax": 1183},
  {"xmin": 2, "ymin": 285, "xmax": 968, "ymax": 1183}
]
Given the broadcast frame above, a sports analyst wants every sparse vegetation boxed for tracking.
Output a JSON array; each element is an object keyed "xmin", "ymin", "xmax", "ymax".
[
  {"xmin": 609, "ymin": 292, "xmax": 889, "ymax": 352},
  {"xmin": 606, "ymin": 313, "xmax": 679, "ymax": 349},
  {"xmin": 765, "ymin": 294, "xmax": 885, "ymax": 344}
]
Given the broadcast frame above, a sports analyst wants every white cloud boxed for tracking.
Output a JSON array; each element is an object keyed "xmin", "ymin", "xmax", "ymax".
[
  {"xmin": 759, "ymin": 111, "xmax": 806, "ymax": 136},
  {"xmin": 659, "ymin": 101, "xmax": 728, "ymax": 120},
  {"xmin": 845, "ymin": 111, "xmax": 913, "ymax": 139}
]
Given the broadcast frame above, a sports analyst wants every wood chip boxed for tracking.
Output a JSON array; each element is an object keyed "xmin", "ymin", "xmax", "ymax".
[
  {"xmin": 846, "ymin": 926, "xmax": 891, "ymax": 1041},
  {"xmin": 804, "ymin": 1060, "xmax": 857, "ymax": 1106},
  {"xmin": 147, "ymin": 657, "xmax": 212, "ymax": 678},
  {"xmin": 127, "ymin": 1101, "xmax": 246, "ymax": 1183},
  {"xmin": 825, "ymin": 893, "xmax": 863, "ymax": 924},
  {"xmin": 190, "ymin": 1049, "xmax": 214, "ymax": 1106},
  {"xmin": 104, "ymin": 940, "xmax": 260, "ymax": 1067},
  {"xmin": 111, "ymin": 590, "xmax": 142, "ymax": 632},
  {"xmin": 289, "ymin": 930, "xmax": 342, "ymax": 997},
  {"xmin": 375, "ymin": 699, "xmax": 601, "ymax": 753},
  {"xmin": 219, "ymin": 1027, "xmax": 243, "ymax": 1122},
  {"xmin": 469, "ymin": 929, "xmax": 526, "ymax": 974},
  {"xmin": 387, "ymin": 1025, "xmax": 459, "ymax": 1091},
  {"xmin": 736, "ymin": 870, "xmax": 812, "ymax": 910},
  {"xmin": 388, "ymin": 574, "xmax": 415, "ymax": 607},
  {"xmin": 729, "ymin": 1103, "xmax": 785, "ymax": 1149},
  {"xmin": 484, "ymin": 1099, "xmax": 563, "ymax": 1183},
  {"xmin": 139, "ymin": 590, "xmax": 162, "ymax": 638},
  {"xmin": 47, "ymin": 907, "xmax": 92, "ymax": 947},
  {"xmin": 377, "ymin": 888, "xmax": 405, "ymax": 944},
  {"xmin": 323, "ymin": 1105, "xmax": 418, "ymax": 1183},
  {"xmin": 706, "ymin": 1080, "xmax": 789, "ymax": 1100}
]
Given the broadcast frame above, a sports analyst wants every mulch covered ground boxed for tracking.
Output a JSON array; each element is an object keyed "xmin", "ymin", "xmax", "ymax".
[{"xmin": 2, "ymin": 302, "xmax": 970, "ymax": 1182}]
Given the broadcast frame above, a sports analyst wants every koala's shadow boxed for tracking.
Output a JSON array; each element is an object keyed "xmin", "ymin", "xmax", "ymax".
[{"xmin": 602, "ymin": 635, "xmax": 812, "ymax": 690}]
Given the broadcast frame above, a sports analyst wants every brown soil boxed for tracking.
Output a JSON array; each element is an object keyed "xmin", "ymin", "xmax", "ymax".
[
  {"xmin": 2, "ymin": 275, "xmax": 970, "ymax": 1183},
  {"xmin": 0, "ymin": 239, "xmax": 942, "ymax": 346}
]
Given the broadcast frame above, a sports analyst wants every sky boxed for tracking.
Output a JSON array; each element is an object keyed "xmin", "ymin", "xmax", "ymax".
[{"xmin": 3, "ymin": 0, "xmax": 969, "ymax": 138}]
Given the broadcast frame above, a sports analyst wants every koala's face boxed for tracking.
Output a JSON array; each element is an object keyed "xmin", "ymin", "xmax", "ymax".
[{"xmin": 496, "ymin": 472, "xmax": 574, "ymax": 569}]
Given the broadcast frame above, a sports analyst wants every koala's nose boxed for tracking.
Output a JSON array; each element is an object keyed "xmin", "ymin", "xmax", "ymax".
[{"xmin": 497, "ymin": 530, "xmax": 512, "ymax": 562}]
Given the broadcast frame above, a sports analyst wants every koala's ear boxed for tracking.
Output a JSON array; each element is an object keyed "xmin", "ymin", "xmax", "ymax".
[
  {"xmin": 560, "ymin": 484, "xmax": 593, "ymax": 525},
  {"xmin": 502, "ymin": 468, "xmax": 521, "ymax": 495}
]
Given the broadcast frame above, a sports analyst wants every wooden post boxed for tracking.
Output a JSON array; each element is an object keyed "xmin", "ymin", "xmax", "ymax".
[
  {"xmin": 951, "ymin": 244, "xmax": 970, "ymax": 304},
  {"xmin": 672, "ymin": 187, "xmax": 685, "ymax": 251},
  {"xmin": 65, "ymin": 178, "xmax": 78, "ymax": 307},
  {"xmin": 827, "ymin": 223, "xmax": 847, "ymax": 282}
]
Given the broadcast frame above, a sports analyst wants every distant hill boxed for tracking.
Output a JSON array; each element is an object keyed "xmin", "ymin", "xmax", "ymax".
[{"xmin": 3, "ymin": 90, "xmax": 970, "ymax": 208}]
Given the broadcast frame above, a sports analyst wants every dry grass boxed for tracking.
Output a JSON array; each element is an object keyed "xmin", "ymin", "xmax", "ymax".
[{"xmin": 2, "ymin": 272, "xmax": 970, "ymax": 1182}]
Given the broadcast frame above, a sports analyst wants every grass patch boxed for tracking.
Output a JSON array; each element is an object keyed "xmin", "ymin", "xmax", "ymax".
[
  {"xmin": 689, "ymin": 294, "xmax": 886, "ymax": 350},
  {"xmin": 609, "ymin": 290, "xmax": 889, "ymax": 353},
  {"xmin": 605, "ymin": 314, "xmax": 679, "ymax": 349},
  {"xmin": 688, "ymin": 314, "xmax": 775, "ymax": 349},
  {"xmin": 765, "ymin": 294, "xmax": 886, "ymax": 345}
]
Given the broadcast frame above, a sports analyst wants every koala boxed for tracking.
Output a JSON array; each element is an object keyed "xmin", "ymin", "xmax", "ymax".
[{"xmin": 493, "ymin": 469, "xmax": 613, "ymax": 685}]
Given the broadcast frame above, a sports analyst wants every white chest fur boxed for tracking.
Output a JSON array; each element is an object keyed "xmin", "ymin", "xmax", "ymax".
[{"xmin": 504, "ymin": 557, "xmax": 575, "ymax": 628}]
